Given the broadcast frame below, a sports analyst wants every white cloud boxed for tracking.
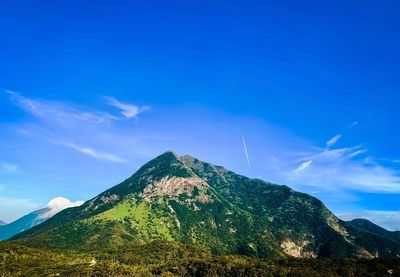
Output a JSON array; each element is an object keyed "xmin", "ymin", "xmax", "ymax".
[
  {"xmin": 105, "ymin": 96, "xmax": 149, "ymax": 119},
  {"xmin": 317, "ymin": 147, "xmax": 356, "ymax": 160},
  {"xmin": 296, "ymin": 145, "xmax": 364, "ymax": 164},
  {"xmin": 293, "ymin": 160, "xmax": 312, "ymax": 173},
  {"xmin": 348, "ymin": 121, "xmax": 359, "ymax": 129},
  {"xmin": 6, "ymin": 90, "xmax": 45, "ymax": 117},
  {"xmin": 283, "ymin": 131, "xmax": 400, "ymax": 193},
  {"xmin": 336, "ymin": 165, "xmax": 400, "ymax": 192},
  {"xmin": 326, "ymin": 134, "xmax": 342, "ymax": 148},
  {"xmin": 347, "ymin": 149, "xmax": 368, "ymax": 158},
  {"xmin": 60, "ymin": 141, "xmax": 126, "ymax": 163},
  {"xmin": 72, "ymin": 112, "xmax": 119, "ymax": 123},
  {"xmin": 5, "ymin": 90, "xmax": 160, "ymax": 170},
  {"xmin": 0, "ymin": 162, "xmax": 19, "ymax": 173},
  {"xmin": 5, "ymin": 90, "xmax": 400, "ymax": 204},
  {"xmin": 0, "ymin": 196, "xmax": 84, "ymax": 223},
  {"xmin": 286, "ymin": 150, "xmax": 400, "ymax": 193},
  {"xmin": 39, "ymin": 197, "xmax": 84, "ymax": 219},
  {"xmin": 338, "ymin": 210, "xmax": 400, "ymax": 231},
  {"xmin": 7, "ymin": 90, "xmax": 117, "ymax": 124}
]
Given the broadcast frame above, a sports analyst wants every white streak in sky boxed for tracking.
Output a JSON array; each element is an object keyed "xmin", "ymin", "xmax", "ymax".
[
  {"xmin": 293, "ymin": 160, "xmax": 313, "ymax": 173},
  {"xmin": 326, "ymin": 134, "xmax": 342, "ymax": 148},
  {"xmin": 242, "ymin": 133, "xmax": 250, "ymax": 168},
  {"xmin": 348, "ymin": 121, "xmax": 359, "ymax": 129}
]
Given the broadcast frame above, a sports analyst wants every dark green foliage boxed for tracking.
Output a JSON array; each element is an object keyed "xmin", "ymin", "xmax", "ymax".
[
  {"xmin": 346, "ymin": 219, "xmax": 400, "ymax": 243},
  {"xmin": 344, "ymin": 222, "xmax": 400, "ymax": 258},
  {"xmin": 11, "ymin": 152, "xmax": 400, "ymax": 259},
  {"xmin": 1, "ymin": 241, "xmax": 399, "ymax": 276}
]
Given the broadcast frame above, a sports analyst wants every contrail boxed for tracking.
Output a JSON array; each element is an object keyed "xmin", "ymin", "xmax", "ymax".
[{"xmin": 242, "ymin": 133, "xmax": 251, "ymax": 168}]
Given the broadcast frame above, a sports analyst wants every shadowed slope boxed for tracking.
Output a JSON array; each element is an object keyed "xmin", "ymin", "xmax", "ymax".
[{"xmin": 13, "ymin": 152, "xmax": 400, "ymax": 258}]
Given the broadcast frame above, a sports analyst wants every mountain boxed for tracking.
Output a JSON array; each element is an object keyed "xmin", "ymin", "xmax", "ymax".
[
  {"xmin": 346, "ymin": 219, "xmax": 400, "ymax": 243},
  {"xmin": 0, "ymin": 220, "xmax": 6, "ymax": 226},
  {"xmin": 13, "ymin": 151, "xmax": 400, "ymax": 258},
  {"xmin": 0, "ymin": 197, "xmax": 84, "ymax": 240},
  {"xmin": 0, "ymin": 208, "xmax": 50, "ymax": 240}
]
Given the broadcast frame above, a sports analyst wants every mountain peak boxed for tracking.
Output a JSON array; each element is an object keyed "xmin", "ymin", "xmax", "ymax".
[
  {"xmin": 12, "ymin": 152, "xmax": 400, "ymax": 258},
  {"xmin": 158, "ymin": 150, "xmax": 179, "ymax": 159},
  {"xmin": 139, "ymin": 151, "xmax": 189, "ymax": 173},
  {"xmin": 178, "ymin": 154, "xmax": 197, "ymax": 164},
  {"xmin": 137, "ymin": 151, "xmax": 193, "ymax": 178},
  {"xmin": 137, "ymin": 151, "xmax": 210, "ymax": 203},
  {"xmin": 85, "ymin": 151, "xmax": 198, "ymax": 206}
]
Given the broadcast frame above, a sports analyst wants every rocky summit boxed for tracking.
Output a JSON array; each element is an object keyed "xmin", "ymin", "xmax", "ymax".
[{"xmin": 13, "ymin": 151, "xmax": 400, "ymax": 258}]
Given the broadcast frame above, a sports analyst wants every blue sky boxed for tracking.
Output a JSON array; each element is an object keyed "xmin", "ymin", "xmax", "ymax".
[{"xmin": 1, "ymin": 0, "xmax": 400, "ymax": 230}]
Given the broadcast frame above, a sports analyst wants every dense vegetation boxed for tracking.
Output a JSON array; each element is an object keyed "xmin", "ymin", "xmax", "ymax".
[
  {"xmin": 12, "ymin": 152, "xmax": 400, "ymax": 258},
  {"xmin": 1, "ymin": 241, "xmax": 399, "ymax": 276},
  {"xmin": 4, "ymin": 153, "xmax": 400, "ymax": 275}
]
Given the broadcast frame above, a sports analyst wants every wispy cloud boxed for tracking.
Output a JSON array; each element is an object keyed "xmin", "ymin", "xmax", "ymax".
[
  {"xmin": 348, "ymin": 121, "xmax": 359, "ymax": 129},
  {"xmin": 326, "ymin": 134, "xmax": 342, "ymax": 148},
  {"xmin": 338, "ymin": 210, "xmax": 400, "ymax": 231},
  {"xmin": 5, "ymin": 91, "xmax": 157, "ymax": 165},
  {"xmin": 347, "ymin": 149, "xmax": 368, "ymax": 159},
  {"xmin": 0, "ymin": 162, "xmax": 19, "ymax": 173},
  {"xmin": 6, "ymin": 90, "xmax": 45, "ymax": 117},
  {"xmin": 4, "ymin": 90, "xmax": 400, "ymax": 227},
  {"xmin": 294, "ymin": 160, "xmax": 312, "ymax": 173},
  {"xmin": 286, "ymin": 133, "xmax": 400, "ymax": 193},
  {"xmin": 7, "ymin": 90, "xmax": 118, "ymax": 124},
  {"xmin": 104, "ymin": 96, "xmax": 149, "ymax": 119},
  {"xmin": 60, "ymin": 141, "xmax": 126, "ymax": 163}
]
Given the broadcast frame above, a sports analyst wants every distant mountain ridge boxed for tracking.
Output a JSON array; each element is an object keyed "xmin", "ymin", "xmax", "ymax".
[
  {"xmin": 12, "ymin": 151, "xmax": 400, "ymax": 258},
  {"xmin": 0, "ymin": 208, "xmax": 50, "ymax": 240},
  {"xmin": 0, "ymin": 197, "xmax": 84, "ymax": 240},
  {"xmin": 0, "ymin": 220, "xmax": 6, "ymax": 226},
  {"xmin": 346, "ymin": 219, "xmax": 400, "ymax": 244}
]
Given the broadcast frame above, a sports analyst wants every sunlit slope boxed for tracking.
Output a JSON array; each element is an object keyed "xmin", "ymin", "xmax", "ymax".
[{"xmin": 13, "ymin": 152, "xmax": 400, "ymax": 258}]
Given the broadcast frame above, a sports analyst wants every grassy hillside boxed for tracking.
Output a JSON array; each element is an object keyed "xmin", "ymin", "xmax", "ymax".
[{"xmin": 12, "ymin": 152, "xmax": 400, "ymax": 259}]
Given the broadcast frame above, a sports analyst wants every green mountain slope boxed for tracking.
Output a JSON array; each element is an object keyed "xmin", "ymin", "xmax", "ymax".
[
  {"xmin": 12, "ymin": 151, "xmax": 400, "ymax": 258},
  {"xmin": 346, "ymin": 219, "xmax": 400, "ymax": 243}
]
